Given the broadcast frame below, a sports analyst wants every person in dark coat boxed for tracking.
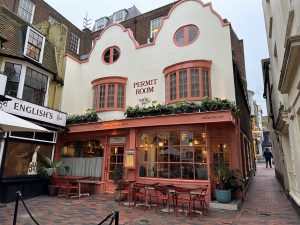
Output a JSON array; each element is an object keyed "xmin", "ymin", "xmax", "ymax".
[{"xmin": 263, "ymin": 148, "xmax": 273, "ymax": 168}]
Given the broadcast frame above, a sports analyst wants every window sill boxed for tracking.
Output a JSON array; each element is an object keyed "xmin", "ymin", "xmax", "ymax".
[{"xmin": 95, "ymin": 108, "xmax": 125, "ymax": 112}]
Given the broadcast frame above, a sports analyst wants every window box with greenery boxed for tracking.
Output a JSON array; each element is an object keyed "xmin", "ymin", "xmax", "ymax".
[
  {"xmin": 124, "ymin": 98, "xmax": 241, "ymax": 118},
  {"xmin": 66, "ymin": 109, "xmax": 99, "ymax": 125}
]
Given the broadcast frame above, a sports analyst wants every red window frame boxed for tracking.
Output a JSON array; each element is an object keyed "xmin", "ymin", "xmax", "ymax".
[
  {"xmin": 163, "ymin": 60, "xmax": 212, "ymax": 104},
  {"xmin": 174, "ymin": 24, "xmax": 199, "ymax": 47},
  {"xmin": 91, "ymin": 76, "xmax": 127, "ymax": 111},
  {"xmin": 102, "ymin": 46, "xmax": 121, "ymax": 64}
]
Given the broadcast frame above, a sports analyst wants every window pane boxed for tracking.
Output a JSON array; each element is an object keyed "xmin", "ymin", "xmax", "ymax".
[
  {"xmin": 17, "ymin": 0, "xmax": 35, "ymax": 23},
  {"xmin": 157, "ymin": 147, "xmax": 168, "ymax": 162},
  {"xmin": 179, "ymin": 70, "xmax": 187, "ymax": 98},
  {"xmin": 175, "ymin": 28, "xmax": 184, "ymax": 44},
  {"xmin": 69, "ymin": 33, "xmax": 80, "ymax": 54},
  {"xmin": 113, "ymin": 48, "xmax": 120, "ymax": 61},
  {"xmin": 3, "ymin": 141, "xmax": 53, "ymax": 176},
  {"xmin": 180, "ymin": 131, "xmax": 193, "ymax": 146},
  {"xmin": 4, "ymin": 62, "xmax": 22, "ymax": 97},
  {"xmin": 104, "ymin": 50, "xmax": 110, "ymax": 63},
  {"xmin": 202, "ymin": 69, "xmax": 210, "ymax": 97},
  {"xmin": 181, "ymin": 146, "xmax": 193, "ymax": 162},
  {"xmin": 158, "ymin": 163, "xmax": 169, "ymax": 178},
  {"xmin": 26, "ymin": 29, "xmax": 43, "ymax": 61},
  {"xmin": 195, "ymin": 147, "xmax": 207, "ymax": 163},
  {"xmin": 195, "ymin": 164, "xmax": 208, "ymax": 180},
  {"xmin": 182, "ymin": 164, "xmax": 194, "ymax": 180},
  {"xmin": 188, "ymin": 26, "xmax": 198, "ymax": 43},
  {"xmin": 22, "ymin": 67, "xmax": 47, "ymax": 106},
  {"xmin": 93, "ymin": 86, "xmax": 98, "ymax": 109},
  {"xmin": 169, "ymin": 131, "xmax": 180, "ymax": 146},
  {"xmin": 99, "ymin": 85, "xmax": 106, "ymax": 108},
  {"xmin": 169, "ymin": 73, "xmax": 176, "ymax": 100},
  {"xmin": 107, "ymin": 84, "xmax": 115, "ymax": 108},
  {"xmin": 150, "ymin": 17, "xmax": 162, "ymax": 38},
  {"xmin": 169, "ymin": 146, "xmax": 180, "ymax": 162},
  {"xmin": 190, "ymin": 69, "xmax": 200, "ymax": 97},
  {"xmin": 117, "ymin": 85, "xmax": 124, "ymax": 108},
  {"xmin": 170, "ymin": 164, "xmax": 181, "ymax": 179},
  {"xmin": 139, "ymin": 162, "xmax": 147, "ymax": 177}
]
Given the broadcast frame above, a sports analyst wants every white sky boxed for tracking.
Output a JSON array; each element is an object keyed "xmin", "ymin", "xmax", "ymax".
[{"xmin": 44, "ymin": 0, "xmax": 269, "ymax": 115}]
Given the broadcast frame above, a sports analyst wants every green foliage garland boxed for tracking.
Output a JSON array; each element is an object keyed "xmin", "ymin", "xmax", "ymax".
[
  {"xmin": 124, "ymin": 98, "xmax": 241, "ymax": 118},
  {"xmin": 66, "ymin": 109, "xmax": 99, "ymax": 125}
]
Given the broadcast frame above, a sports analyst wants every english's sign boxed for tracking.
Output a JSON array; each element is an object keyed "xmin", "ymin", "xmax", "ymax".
[{"xmin": 0, "ymin": 97, "xmax": 67, "ymax": 127}]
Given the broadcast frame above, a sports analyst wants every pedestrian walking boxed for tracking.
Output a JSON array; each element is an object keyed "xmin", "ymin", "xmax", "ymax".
[{"xmin": 263, "ymin": 148, "xmax": 273, "ymax": 168}]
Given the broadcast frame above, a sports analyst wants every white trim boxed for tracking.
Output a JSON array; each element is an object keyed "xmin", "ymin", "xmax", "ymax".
[
  {"xmin": 0, "ymin": 138, "xmax": 5, "ymax": 168},
  {"xmin": 9, "ymin": 131, "xmax": 57, "ymax": 144},
  {"xmin": 30, "ymin": 4, "xmax": 35, "ymax": 23},
  {"xmin": 23, "ymin": 26, "xmax": 46, "ymax": 64},
  {"xmin": 1, "ymin": 57, "xmax": 53, "ymax": 107}
]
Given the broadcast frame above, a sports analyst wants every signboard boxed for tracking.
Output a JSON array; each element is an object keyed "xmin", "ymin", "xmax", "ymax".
[
  {"xmin": 109, "ymin": 137, "xmax": 126, "ymax": 144},
  {"xmin": 133, "ymin": 79, "xmax": 158, "ymax": 95},
  {"xmin": 0, "ymin": 74, "xmax": 7, "ymax": 96},
  {"xmin": 0, "ymin": 97, "xmax": 67, "ymax": 127},
  {"xmin": 125, "ymin": 149, "xmax": 135, "ymax": 168}
]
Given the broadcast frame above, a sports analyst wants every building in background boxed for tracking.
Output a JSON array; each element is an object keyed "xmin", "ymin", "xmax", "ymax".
[
  {"xmin": 57, "ymin": 0, "xmax": 254, "ymax": 201},
  {"xmin": 0, "ymin": 0, "xmax": 69, "ymax": 203},
  {"xmin": 262, "ymin": 0, "xmax": 300, "ymax": 207},
  {"xmin": 248, "ymin": 90, "xmax": 264, "ymax": 160}
]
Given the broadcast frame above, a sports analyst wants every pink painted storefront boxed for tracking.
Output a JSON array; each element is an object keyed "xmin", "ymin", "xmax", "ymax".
[{"xmin": 55, "ymin": 110, "xmax": 243, "ymax": 201}]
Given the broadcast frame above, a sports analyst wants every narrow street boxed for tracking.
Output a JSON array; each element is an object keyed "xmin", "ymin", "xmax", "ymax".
[{"xmin": 234, "ymin": 163, "xmax": 300, "ymax": 225}]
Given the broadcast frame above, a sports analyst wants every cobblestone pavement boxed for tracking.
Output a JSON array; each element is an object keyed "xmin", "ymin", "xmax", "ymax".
[{"xmin": 0, "ymin": 163, "xmax": 299, "ymax": 225}]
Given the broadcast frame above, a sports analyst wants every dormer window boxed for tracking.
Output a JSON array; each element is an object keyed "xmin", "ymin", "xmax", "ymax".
[
  {"xmin": 24, "ymin": 27, "xmax": 45, "ymax": 63},
  {"xmin": 150, "ymin": 17, "xmax": 163, "ymax": 38},
  {"xmin": 17, "ymin": 0, "xmax": 35, "ymax": 23},
  {"xmin": 113, "ymin": 10, "xmax": 127, "ymax": 23},
  {"xmin": 69, "ymin": 33, "xmax": 80, "ymax": 54},
  {"xmin": 95, "ymin": 18, "xmax": 109, "ymax": 31}
]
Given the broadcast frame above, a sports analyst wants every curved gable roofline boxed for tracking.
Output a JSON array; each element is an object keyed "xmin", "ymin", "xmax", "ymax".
[{"xmin": 65, "ymin": 0, "xmax": 230, "ymax": 64}]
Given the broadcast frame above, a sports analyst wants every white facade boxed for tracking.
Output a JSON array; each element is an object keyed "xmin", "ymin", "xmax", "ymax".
[
  {"xmin": 62, "ymin": 0, "xmax": 236, "ymax": 121},
  {"xmin": 262, "ymin": 0, "xmax": 300, "ymax": 206}
]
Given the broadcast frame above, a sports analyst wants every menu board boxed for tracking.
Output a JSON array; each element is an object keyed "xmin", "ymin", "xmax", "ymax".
[{"xmin": 125, "ymin": 149, "xmax": 135, "ymax": 168}]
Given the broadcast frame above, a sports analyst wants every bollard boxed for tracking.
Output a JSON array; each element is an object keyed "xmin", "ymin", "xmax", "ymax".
[
  {"xmin": 115, "ymin": 210, "xmax": 119, "ymax": 225},
  {"xmin": 13, "ymin": 191, "xmax": 21, "ymax": 225}
]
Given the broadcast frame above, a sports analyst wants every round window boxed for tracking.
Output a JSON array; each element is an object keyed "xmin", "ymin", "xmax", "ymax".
[
  {"xmin": 174, "ymin": 25, "xmax": 199, "ymax": 46},
  {"xmin": 103, "ymin": 46, "xmax": 120, "ymax": 64}
]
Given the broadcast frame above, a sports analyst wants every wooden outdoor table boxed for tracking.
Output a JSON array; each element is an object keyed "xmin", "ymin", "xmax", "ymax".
[{"xmin": 77, "ymin": 179, "xmax": 104, "ymax": 198}]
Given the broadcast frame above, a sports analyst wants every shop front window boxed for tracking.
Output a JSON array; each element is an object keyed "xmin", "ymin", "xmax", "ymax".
[
  {"xmin": 62, "ymin": 140, "xmax": 104, "ymax": 158},
  {"xmin": 3, "ymin": 141, "xmax": 53, "ymax": 177},
  {"xmin": 164, "ymin": 60, "xmax": 212, "ymax": 104},
  {"xmin": 138, "ymin": 129, "xmax": 208, "ymax": 180}
]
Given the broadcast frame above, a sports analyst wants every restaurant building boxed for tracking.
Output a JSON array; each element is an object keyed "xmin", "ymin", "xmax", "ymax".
[
  {"xmin": 0, "ymin": 1, "xmax": 67, "ymax": 203},
  {"xmin": 58, "ymin": 0, "xmax": 254, "ymax": 201}
]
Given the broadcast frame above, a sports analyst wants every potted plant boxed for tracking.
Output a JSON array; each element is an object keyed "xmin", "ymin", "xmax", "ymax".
[
  {"xmin": 214, "ymin": 163, "xmax": 242, "ymax": 203},
  {"xmin": 37, "ymin": 156, "xmax": 70, "ymax": 195},
  {"xmin": 111, "ymin": 167, "xmax": 126, "ymax": 202}
]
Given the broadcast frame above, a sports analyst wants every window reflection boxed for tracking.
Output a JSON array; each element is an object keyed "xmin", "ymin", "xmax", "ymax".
[{"xmin": 138, "ymin": 129, "xmax": 208, "ymax": 180}]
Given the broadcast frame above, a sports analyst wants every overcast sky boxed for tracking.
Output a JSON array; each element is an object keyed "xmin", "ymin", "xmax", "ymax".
[{"xmin": 44, "ymin": 0, "xmax": 269, "ymax": 115}]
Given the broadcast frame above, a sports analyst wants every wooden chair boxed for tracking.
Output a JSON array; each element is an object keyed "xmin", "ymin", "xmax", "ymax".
[
  {"xmin": 173, "ymin": 186, "xmax": 193, "ymax": 219},
  {"xmin": 192, "ymin": 185, "xmax": 209, "ymax": 213},
  {"xmin": 117, "ymin": 180, "xmax": 131, "ymax": 206},
  {"xmin": 66, "ymin": 178, "xmax": 79, "ymax": 198},
  {"xmin": 150, "ymin": 185, "xmax": 172, "ymax": 214},
  {"xmin": 50, "ymin": 176, "xmax": 62, "ymax": 196},
  {"xmin": 56, "ymin": 177, "xmax": 69, "ymax": 197},
  {"xmin": 132, "ymin": 183, "xmax": 147, "ymax": 210}
]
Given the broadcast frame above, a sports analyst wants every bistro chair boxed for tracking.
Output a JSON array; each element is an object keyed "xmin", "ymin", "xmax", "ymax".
[
  {"xmin": 66, "ymin": 177, "xmax": 80, "ymax": 198},
  {"xmin": 173, "ymin": 186, "xmax": 193, "ymax": 219},
  {"xmin": 151, "ymin": 185, "xmax": 172, "ymax": 214},
  {"xmin": 192, "ymin": 185, "xmax": 209, "ymax": 214},
  {"xmin": 117, "ymin": 180, "xmax": 131, "ymax": 206},
  {"xmin": 132, "ymin": 183, "xmax": 148, "ymax": 211},
  {"xmin": 50, "ymin": 176, "xmax": 63, "ymax": 196},
  {"xmin": 56, "ymin": 177, "xmax": 69, "ymax": 197}
]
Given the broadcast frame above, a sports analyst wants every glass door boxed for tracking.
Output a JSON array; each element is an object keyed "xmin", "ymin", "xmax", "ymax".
[{"xmin": 105, "ymin": 146, "xmax": 124, "ymax": 192}]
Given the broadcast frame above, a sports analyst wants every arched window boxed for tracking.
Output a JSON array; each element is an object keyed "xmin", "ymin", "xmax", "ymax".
[
  {"xmin": 163, "ymin": 60, "xmax": 212, "ymax": 104},
  {"xmin": 102, "ymin": 46, "xmax": 120, "ymax": 64},
  {"xmin": 174, "ymin": 25, "xmax": 199, "ymax": 46},
  {"xmin": 92, "ymin": 76, "xmax": 127, "ymax": 111}
]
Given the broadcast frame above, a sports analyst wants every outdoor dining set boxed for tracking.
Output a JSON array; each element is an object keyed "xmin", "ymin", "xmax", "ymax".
[
  {"xmin": 116, "ymin": 180, "xmax": 209, "ymax": 219},
  {"xmin": 50, "ymin": 176, "xmax": 103, "ymax": 199}
]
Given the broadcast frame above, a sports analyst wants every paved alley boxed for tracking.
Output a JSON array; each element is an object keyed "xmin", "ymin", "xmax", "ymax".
[{"xmin": 0, "ymin": 163, "xmax": 299, "ymax": 225}]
